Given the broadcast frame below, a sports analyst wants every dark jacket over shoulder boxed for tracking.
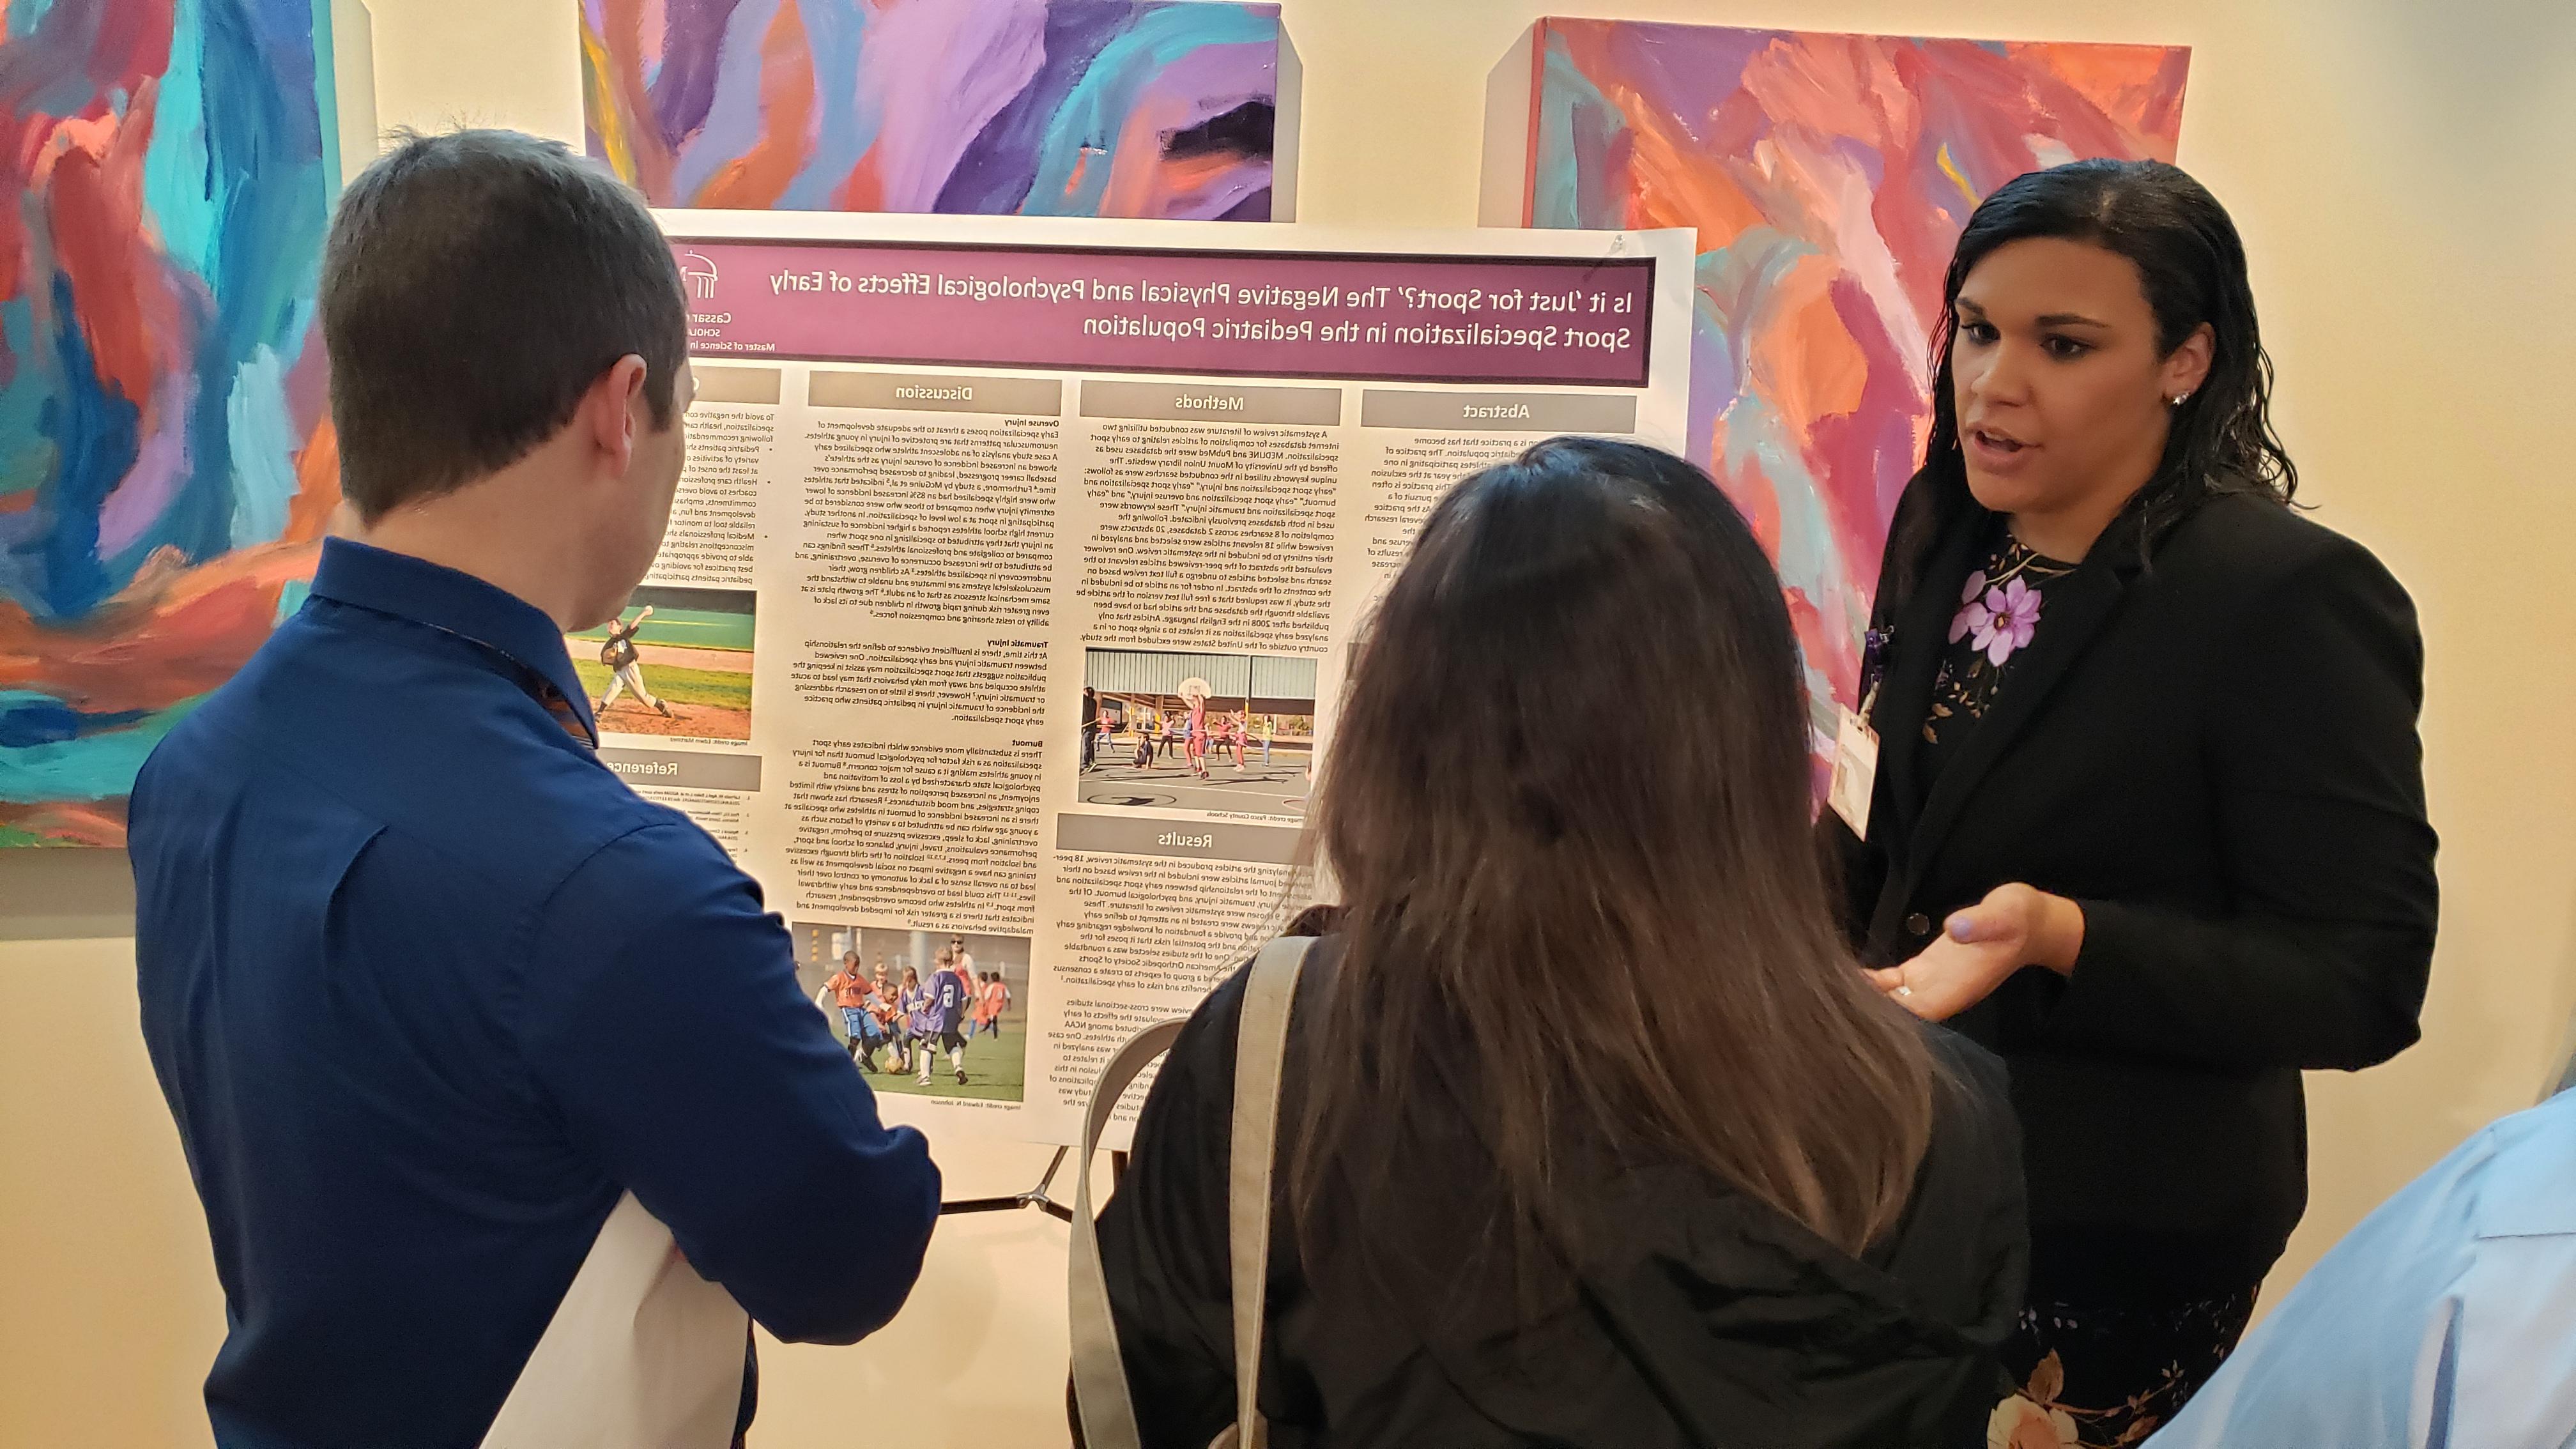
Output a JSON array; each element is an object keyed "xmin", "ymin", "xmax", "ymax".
[
  {"xmin": 1089, "ymin": 938, "xmax": 2030, "ymax": 1449},
  {"xmin": 1828, "ymin": 487, "xmax": 2439, "ymax": 1294}
]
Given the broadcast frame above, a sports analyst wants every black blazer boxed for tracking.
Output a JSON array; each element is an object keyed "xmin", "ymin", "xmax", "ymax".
[
  {"xmin": 1089, "ymin": 938, "xmax": 2030, "ymax": 1449},
  {"xmin": 1828, "ymin": 484, "xmax": 2439, "ymax": 1296}
]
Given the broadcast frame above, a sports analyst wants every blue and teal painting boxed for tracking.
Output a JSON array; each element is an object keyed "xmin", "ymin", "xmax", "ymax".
[{"xmin": 0, "ymin": 0, "xmax": 342, "ymax": 846}]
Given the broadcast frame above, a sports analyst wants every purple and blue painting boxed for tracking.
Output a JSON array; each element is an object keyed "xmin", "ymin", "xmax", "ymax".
[
  {"xmin": 0, "ymin": 0, "xmax": 344, "ymax": 847},
  {"xmin": 582, "ymin": 0, "xmax": 1280, "ymax": 220}
]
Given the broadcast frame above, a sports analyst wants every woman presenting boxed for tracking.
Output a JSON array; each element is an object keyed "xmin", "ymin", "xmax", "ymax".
[{"xmin": 1828, "ymin": 159, "xmax": 2437, "ymax": 1445}]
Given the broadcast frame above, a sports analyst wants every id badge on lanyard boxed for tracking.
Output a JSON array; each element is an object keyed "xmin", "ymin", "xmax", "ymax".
[{"xmin": 1828, "ymin": 627, "xmax": 1890, "ymax": 840}]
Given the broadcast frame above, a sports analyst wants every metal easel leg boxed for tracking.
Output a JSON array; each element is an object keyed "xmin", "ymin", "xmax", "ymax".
[
  {"xmin": 939, "ymin": 1146, "xmax": 1075, "ymax": 1222},
  {"xmin": 937, "ymin": 1147, "xmax": 1132, "ymax": 1224}
]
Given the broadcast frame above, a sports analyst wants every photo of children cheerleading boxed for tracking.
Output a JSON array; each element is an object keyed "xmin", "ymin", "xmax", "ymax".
[
  {"xmin": 794, "ymin": 924, "xmax": 1029, "ymax": 1103},
  {"xmin": 1078, "ymin": 648, "xmax": 1317, "ymax": 820}
]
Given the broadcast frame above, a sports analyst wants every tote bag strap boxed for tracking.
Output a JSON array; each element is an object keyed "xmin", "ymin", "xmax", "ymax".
[
  {"xmin": 1227, "ymin": 935, "xmax": 1312, "ymax": 1446},
  {"xmin": 1070, "ymin": 1018, "xmax": 1186, "ymax": 1449},
  {"xmin": 1069, "ymin": 935, "xmax": 1314, "ymax": 1449}
]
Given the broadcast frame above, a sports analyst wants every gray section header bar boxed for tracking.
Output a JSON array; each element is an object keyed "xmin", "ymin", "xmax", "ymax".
[
  {"xmin": 1080, "ymin": 379, "xmax": 1343, "ymax": 427},
  {"xmin": 808, "ymin": 371, "xmax": 1064, "ymax": 416},
  {"xmin": 1360, "ymin": 390, "xmax": 1637, "ymax": 434},
  {"xmin": 1055, "ymin": 813, "xmax": 1301, "ymax": 866},
  {"xmin": 597, "ymin": 748, "xmax": 765, "ymax": 793},
  {"xmin": 691, "ymin": 365, "xmax": 783, "ymax": 406}
]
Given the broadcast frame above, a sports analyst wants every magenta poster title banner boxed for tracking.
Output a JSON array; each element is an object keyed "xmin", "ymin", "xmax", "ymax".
[{"xmin": 669, "ymin": 238, "xmax": 1656, "ymax": 387}]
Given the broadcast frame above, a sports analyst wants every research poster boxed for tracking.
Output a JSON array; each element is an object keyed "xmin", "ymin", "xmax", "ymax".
[{"xmin": 620, "ymin": 209, "xmax": 1694, "ymax": 1145}]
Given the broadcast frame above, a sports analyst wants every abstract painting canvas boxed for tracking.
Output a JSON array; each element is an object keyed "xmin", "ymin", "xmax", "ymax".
[
  {"xmin": 582, "ymin": 0, "xmax": 1280, "ymax": 220},
  {"xmin": 1528, "ymin": 20, "xmax": 2187, "ymax": 738},
  {"xmin": 0, "ymin": 0, "xmax": 344, "ymax": 847}
]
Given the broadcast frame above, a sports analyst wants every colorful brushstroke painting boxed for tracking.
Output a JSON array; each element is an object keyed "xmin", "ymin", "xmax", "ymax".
[
  {"xmin": 0, "ymin": 0, "xmax": 342, "ymax": 847},
  {"xmin": 1528, "ymin": 20, "xmax": 2187, "ymax": 741},
  {"xmin": 582, "ymin": 0, "xmax": 1280, "ymax": 220}
]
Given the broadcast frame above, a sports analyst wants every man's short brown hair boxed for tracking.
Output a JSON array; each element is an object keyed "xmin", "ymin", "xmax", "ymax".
[{"xmin": 321, "ymin": 129, "xmax": 687, "ymax": 522}]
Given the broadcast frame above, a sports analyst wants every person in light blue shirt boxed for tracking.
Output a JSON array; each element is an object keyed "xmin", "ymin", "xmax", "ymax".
[{"xmin": 2148, "ymin": 1087, "xmax": 2576, "ymax": 1449}]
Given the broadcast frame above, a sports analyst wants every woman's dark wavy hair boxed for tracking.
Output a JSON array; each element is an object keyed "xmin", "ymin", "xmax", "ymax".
[{"xmin": 1885, "ymin": 158, "xmax": 2296, "ymax": 606}]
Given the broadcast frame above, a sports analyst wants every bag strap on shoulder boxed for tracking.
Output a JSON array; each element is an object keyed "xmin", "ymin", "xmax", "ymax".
[
  {"xmin": 1069, "ymin": 936, "xmax": 1315, "ymax": 1449},
  {"xmin": 1070, "ymin": 1021, "xmax": 1183, "ymax": 1449},
  {"xmin": 1225, "ymin": 935, "xmax": 1310, "ymax": 1445}
]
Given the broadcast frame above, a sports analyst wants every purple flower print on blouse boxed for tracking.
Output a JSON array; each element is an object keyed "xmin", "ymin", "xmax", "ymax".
[
  {"xmin": 1949, "ymin": 569, "xmax": 1991, "ymax": 645},
  {"xmin": 1970, "ymin": 576, "xmax": 2044, "ymax": 664},
  {"xmin": 1924, "ymin": 541, "xmax": 2074, "ymax": 751}
]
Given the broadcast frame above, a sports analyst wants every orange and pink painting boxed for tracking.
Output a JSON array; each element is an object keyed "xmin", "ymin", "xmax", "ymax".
[{"xmin": 1526, "ymin": 19, "xmax": 2188, "ymax": 743}]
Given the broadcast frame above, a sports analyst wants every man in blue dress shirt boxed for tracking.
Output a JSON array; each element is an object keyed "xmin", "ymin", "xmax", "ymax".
[
  {"xmin": 130, "ymin": 130, "xmax": 942, "ymax": 1449},
  {"xmin": 2149, "ymin": 1086, "xmax": 2576, "ymax": 1449}
]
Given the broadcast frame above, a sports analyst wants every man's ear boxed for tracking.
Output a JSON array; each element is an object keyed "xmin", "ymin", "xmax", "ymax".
[{"xmin": 585, "ymin": 355, "xmax": 652, "ymax": 475}]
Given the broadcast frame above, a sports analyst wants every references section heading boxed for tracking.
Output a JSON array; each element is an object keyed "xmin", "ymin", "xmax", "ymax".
[{"xmin": 670, "ymin": 238, "xmax": 1656, "ymax": 387}]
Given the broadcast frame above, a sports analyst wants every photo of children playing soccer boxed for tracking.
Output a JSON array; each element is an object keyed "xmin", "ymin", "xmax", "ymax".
[
  {"xmin": 790, "ymin": 923, "xmax": 1031, "ymax": 1104},
  {"xmin": 567, "ymin": 585, "xmax": 755, "ymax": 742},
  {"xmin": 1079, "ymin": 649, "xmax": 1317, "ymax": 821}
]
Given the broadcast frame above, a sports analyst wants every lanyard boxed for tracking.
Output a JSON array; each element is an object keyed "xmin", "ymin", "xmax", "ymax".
[{"xmin": 1857, "ymin": 624, "xmax": 1894, "ymax": 721}]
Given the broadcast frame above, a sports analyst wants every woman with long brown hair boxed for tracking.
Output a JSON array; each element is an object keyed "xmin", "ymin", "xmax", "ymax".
[{"xmin": 1088, "ymin": 438, "xmax": 2028, "ymax": 1448}]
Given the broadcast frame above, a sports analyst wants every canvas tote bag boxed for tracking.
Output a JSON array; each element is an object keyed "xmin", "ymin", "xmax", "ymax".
[
  {"xmin": 1070, "ymin": 935, "xmax": 1315, "ymax": 1449},
  {"xmin": 477, "ymin": 1191, "xmax": 751, "ymax": 1449}
]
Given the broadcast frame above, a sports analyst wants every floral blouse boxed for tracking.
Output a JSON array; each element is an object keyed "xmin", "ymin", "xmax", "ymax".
[{"xmin": 1919, "ymin": 532, "xmax": 2078, "ymax": 781}]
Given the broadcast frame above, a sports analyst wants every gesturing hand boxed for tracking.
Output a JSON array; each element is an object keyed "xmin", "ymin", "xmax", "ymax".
[{"xmin": 1866, "ymin": 884, "xmax": 2085, "ymax": 1022}]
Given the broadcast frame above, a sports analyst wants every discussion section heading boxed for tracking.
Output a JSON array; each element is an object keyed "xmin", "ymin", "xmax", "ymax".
[{"xmin": 670, "ymin": 238, "xmax": 1657, "ymax": 387}]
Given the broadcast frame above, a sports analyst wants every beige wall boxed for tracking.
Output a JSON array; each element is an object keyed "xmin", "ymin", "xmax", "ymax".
[{"xmin": 6, "ymin": 0, "xmax": 2574, "ymax": 1443}]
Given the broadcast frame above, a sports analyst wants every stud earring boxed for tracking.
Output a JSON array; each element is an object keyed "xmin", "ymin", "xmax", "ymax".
[{"xmin": 2170, "ymin": 393, "xmax": 2191, "ymax": 407}]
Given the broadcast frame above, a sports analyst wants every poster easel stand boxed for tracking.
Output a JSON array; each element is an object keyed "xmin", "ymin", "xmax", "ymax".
[{"xmin": 940, "ymin": 1147, "xmax": 1125, "ymax": 1223}]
